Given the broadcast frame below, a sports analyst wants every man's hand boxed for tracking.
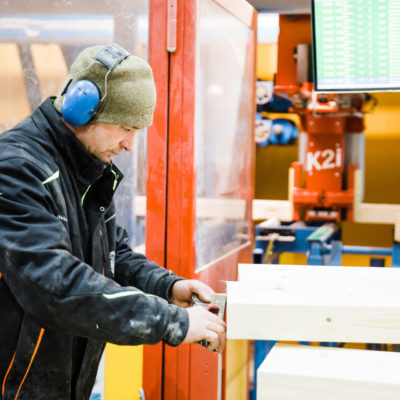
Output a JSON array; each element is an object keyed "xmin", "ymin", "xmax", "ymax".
[
  {"xmin": 170, "ymin": 279, "xmax": 214, "ymax": 308},
  {"xmin": 183, "ymin": 306, "xmax": 226, "ymax": 354}
]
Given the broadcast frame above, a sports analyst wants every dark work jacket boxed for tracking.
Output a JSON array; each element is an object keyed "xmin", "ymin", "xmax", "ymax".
[{"xmin": 0, "ymin": 98, "xmax": 188, "ymax": 400}]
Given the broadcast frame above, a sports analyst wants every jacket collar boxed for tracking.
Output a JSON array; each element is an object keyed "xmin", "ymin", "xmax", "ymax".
[{"xmin": 32, "ymin": 98, "xmax": 123, "ymax": 190}]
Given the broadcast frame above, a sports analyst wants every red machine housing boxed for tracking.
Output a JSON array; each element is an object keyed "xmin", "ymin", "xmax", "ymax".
[
  {"xmin": 291, "ymin": 114, "xmax": 364, "ymax": 221},
  {"xmin": 275, "ymin": 15, "xmax": 366, "ymax": 222}
]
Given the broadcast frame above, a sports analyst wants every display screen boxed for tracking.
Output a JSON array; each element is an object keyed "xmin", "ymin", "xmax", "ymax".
[{"xmin": 311, "ymin": 0, "xmax": 400, "ymax": 92}]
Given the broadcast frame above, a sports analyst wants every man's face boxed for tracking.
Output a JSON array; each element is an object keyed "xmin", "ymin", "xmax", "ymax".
[{"xmin": 73, "ymin": 123, "xmax": 140, "ymax": 163}]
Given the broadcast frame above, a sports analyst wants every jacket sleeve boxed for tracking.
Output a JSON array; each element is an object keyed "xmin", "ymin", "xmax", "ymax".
[
  {"xmin": 0, "ymin": 157, "xmax": 188, "ymax": 346},
  {"xmin": 113, "ymin": 226, "xmax": 185, "ymax": 301}
]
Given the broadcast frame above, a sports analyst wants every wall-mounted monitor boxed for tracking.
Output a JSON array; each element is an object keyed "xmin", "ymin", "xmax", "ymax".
[{"xmin": 311, "ymin": 0, "xmax": 400, "ymax": 92}]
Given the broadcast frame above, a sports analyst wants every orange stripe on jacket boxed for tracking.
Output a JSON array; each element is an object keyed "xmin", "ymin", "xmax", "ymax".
[
  {"xmin": 2, "ymin": 352, "xmax": 16, "ymax": 396},
  {"xmin": 14, "ymin": 328, "xmax": 45, "ymax": 400}
]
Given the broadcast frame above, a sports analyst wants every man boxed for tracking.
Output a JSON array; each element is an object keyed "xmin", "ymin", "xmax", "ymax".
[{"xmin": 0, "ymin": 43, "xmax": 225, "ymax": 400}]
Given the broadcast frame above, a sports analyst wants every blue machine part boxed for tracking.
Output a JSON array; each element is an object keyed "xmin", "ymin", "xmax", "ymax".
[
  {"xmin": 249, "ymin": 340, "xmax": 275, "ymax": 400},
  {"xmin": 257, "ymin": 93, "xmax": 292, "ymax": 113},
  {"xmin": 269, "ymin": 118, "xmax": 298, "ymax": 145},
  {"xmin": 268, "ymin": 94, "xmax": 292, "ymax": 112},
  {"xmin": 392, "ymin": 242, "xmax": 400, "ymax": 267},
  {"xmin": 254, "ymin": 222, "xmax": 317, "ymax": 256},
  {"xmin": 306, "ymin": 224, "xmax": 336, "ymax": 265},
  {"xmin": 255, "ymin": 116, "xmax": 298, "ymax": 147}
]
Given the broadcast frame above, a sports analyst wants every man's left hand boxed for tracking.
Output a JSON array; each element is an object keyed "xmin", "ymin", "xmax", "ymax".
[{"xmin": 170, "ymin": 280, "xmax": 214, "ymax": 308}]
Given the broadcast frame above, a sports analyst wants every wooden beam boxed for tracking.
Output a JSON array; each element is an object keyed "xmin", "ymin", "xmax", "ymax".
[
  {"xmin": 0, "ymin": 44, "xmax": 31, "ymax": 130},
  {"xmin": 252, "ymin": 198, "xmax": 400, "ymax": 225},
  {"xmin": 136, "ymin": 196, "xmax": 248, "ymax": 220},
  {"xmin": 252, "ymin": 199, "xmax": 293, "ymax": 221},
  {"xmin": 357, "ymin": 203, "xmax": 400, "ymax": 224},
  {"xmin": 227, "ymin": 264, "xmax": 400, "ymax": 343},
  {"xmin": 257, "ymin": 344, "xmax": 400, "ymax": 400},
  {"xmin": 136, "ymin": 196, "xmax": 400, "ymax": 225},
  {"xmin": 396, "ymin": 213, "xmax": 400, "ymax": 243},
  {"xmin": 30, "ymin": 44, "xmax": 68, "ymax": 102}
]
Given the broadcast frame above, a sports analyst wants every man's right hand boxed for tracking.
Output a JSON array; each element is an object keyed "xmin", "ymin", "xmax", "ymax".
[{"xmin": 183, "ymin": 306, "xmax": 226, "ymax": 354}]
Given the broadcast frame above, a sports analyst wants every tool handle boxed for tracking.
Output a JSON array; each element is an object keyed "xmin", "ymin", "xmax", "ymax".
[
  {"xmin": 198, "ymin": 306, "xmax": 220, "ymax": 349},
  {"xmin": 207, "ymin": 305, "xmax": 219, "ymax": 315}
]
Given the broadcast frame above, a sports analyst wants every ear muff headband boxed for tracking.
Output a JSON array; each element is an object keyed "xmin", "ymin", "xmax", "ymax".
[{"xmin": 61, "ymin": 43, "xmax": 130, "ymax": 127}]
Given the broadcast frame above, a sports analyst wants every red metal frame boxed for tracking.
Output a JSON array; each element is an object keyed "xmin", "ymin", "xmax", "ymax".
[
  {"xmin": 275, "ymin": 15, "xmax": 312, "ymax": 90},
  {"xmin": 164, "ymin": 1, "xmax": 256, "ymax": 399},
  {"xmin": 144, "ymin": 0, "xmax": 256, "ymax": 398},
  {"xmin": 143, "ymin": 0, "xmax": 170, "ymax": 398},
  {"xmin": 163, "ymin": 0, "xmax": 197, "ymax": 398}
]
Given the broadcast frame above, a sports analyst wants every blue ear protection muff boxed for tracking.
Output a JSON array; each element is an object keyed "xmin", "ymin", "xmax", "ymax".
[
  {"xmin": 61, "ymin": 80, "xmax": 100, "ymax": 127},
  {"xmin": 61, "ymin": 43, "xmax": 130, "ymax": 126}
]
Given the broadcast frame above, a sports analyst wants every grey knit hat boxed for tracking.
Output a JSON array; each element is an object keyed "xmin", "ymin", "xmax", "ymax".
[{"xmin": 54, "ymin": 44, "xmax": 156, "ymax": 128}]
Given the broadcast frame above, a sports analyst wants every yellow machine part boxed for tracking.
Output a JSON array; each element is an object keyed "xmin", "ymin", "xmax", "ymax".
[
  {"xmin": 257, "ymin": 43, "xmax": 277, "ymax": 82},
  {"xmin": 105, "ymin": 344, "xmax": 143, "ymax": 400}
]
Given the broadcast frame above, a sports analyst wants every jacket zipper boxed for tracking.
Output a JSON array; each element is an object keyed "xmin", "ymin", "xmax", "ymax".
[{"xmin": 81, "ymin": 166, "xmax": 119, "ymax": 207}]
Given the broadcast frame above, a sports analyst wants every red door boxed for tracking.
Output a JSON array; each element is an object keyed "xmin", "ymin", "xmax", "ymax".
[{"xmin": 144, "ymin": 0, "xmax": 257, "ymax": 398}]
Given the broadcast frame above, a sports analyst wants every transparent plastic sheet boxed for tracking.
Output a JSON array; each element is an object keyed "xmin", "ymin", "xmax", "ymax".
[
  {"xmin": 0, "ymin": 0, "xmax": 149, "ymax": 252},
  {"xmin": 194, "ymin": 0, "xmax": 253, "ymax": 270}
]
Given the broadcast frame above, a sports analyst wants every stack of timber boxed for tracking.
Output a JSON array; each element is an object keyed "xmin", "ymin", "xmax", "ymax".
[
  {"xmin": 227, "ymin": 264, "xmax": 400, "ymax": 399},
  {"xmin": 257, "ymin": 343, "xmax": 400, "ymax": 400}
]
